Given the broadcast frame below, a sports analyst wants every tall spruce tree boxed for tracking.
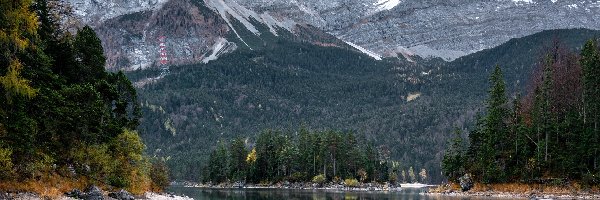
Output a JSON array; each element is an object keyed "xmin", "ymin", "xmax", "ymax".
[
  {"xmin": 482, "ymin": 65, "xmax": 509, "ymax": 182},
  {"xmin": 581, "ymin": 39, "xmax": 600, "ymax": 170},
  {"xmin": 442, "ymin": 128, "xmax": 465, "ymax": 181}
]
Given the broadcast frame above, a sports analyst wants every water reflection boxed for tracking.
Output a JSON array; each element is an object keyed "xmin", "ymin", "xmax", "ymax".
[{"xmin": 168, "ymin": 187, "xmax": 518, "ymax": 200}]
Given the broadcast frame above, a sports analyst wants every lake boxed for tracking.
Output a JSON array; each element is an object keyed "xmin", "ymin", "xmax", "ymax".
[{"xmin": 167, "ymin": 186, "xmax": 521, "ymax": 200}]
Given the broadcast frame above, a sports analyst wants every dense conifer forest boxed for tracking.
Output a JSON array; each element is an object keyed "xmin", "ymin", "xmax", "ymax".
[
  {"xmin": 443, "ymin": 39, "xmax": 600, "ymax": 186},
  {"xmin": 129, "ymin": 27, "xmax": 600, "ymax": 182},
  {"xmin": 203, "ymin": 128, "xmax": 429, "ymax": 184}
]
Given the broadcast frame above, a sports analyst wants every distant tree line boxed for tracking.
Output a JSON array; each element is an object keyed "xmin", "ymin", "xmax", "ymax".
[
  {"xmin": 203, "ymin": 128, "xmax": 429, "ymax": 184},
  {"xmin": 443, "ymin": 39, "xmax": 600, "ymax": 186}
]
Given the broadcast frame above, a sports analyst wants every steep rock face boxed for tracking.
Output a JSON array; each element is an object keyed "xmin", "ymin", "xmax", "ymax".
[
  {"xmin": 67, "ymin": 0, "xmax": 600, "ymax": 68},
  {"xmin": 69, "ymin": 0, "xmax": 301, "ymax": 70},
  {"xmin": 235, "ymin": 0, "xmax": 600, "ymax": 60},
  {"xmin": 67, "ymin": 0, "xmax": 171, "ymax": 26},
  {"xmin": 93, "ymin": 0, "xmax": 231, "ymax": 70}
]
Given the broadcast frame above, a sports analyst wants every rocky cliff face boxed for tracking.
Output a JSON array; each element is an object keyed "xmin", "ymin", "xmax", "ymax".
[
  {"xmin": 235, "ymin": 0, "xmax": 600, "ymax": 60},
  {"xmin": 66, "ymin": 0, "xmax": 600, "ymax": 69},
  {"xmin": 82, "ymin": 0, "xmax": 233, "ymax": 70}
]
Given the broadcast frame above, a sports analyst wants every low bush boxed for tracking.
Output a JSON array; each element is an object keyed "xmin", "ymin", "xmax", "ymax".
[
  {"xmin": 344, "ymin": 178, "xmax": 359, "ymax": 187},
  {"xmin": 312, "ymin": 174, "xmax": 326, "ymax": 184}
]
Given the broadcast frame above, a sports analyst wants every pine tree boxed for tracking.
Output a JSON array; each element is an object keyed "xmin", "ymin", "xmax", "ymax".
[
  {"xmin": 580, "ymin": 39, "xmax": 600, "ymax": 170},
  {"xmin": 73, "ymin": 25, "xmax": 107, "ymax": 83},
  {"xmin": 408, "ymin": 166, "xmax": 416, "ymax": 183},
  {"xmin": 228, "ymin": 137, "xmax": 248, "ymax": 182},
  {"xmin": 482, "ymin": 65, "xmax": 509, "ymax": 182},
  {"xmin": 442, "ymin": 128, "xmax": 465, "ymax": 181}
]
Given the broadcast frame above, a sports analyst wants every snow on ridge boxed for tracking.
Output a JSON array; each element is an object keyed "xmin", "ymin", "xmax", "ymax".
[
  {"xmin": 258, "ymin": 12, "xmax": 296, "ymax": 36},
  {"xmin": 205, "ymin": 0, "xmax": 296, "ymax": 47},
  {"xmin": 512, "ymin": 0, "xmax": 533, "ymax": 3},
  {"xmin": 205, "ymin": 0, "xmax": 252, "ymax": 47},
  {"xmin": 375, "ymin": 0, "xmax": 401, "ymax": 11},
  {"xmin": 512, "ymin": 0, "xmax": 535, "ymax": 5},
  {"xmin": 344, "ymin": 41, "xmax": 382, "ymax": 60}
]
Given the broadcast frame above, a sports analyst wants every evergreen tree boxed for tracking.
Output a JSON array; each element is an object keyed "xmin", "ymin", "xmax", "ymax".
[
  {"xmin": 73, "ymin": 25, "xmax": 107, "ymax": 83},
  {"xmin": 580, "ymin": 39, "xmax": 600, "ymax": 171},
  {"xmin": 228, "ymin": 137, "xmax": 247, "ymax": 182},
  {"xmin": 482, "ymin": 65, "xmax": 509, "ymax": 182},
  {"xmin": 442, "ymin": 128, "xmax": 465, "ymax": 181},
  {"xmin": 207, "ymin": 141, "xmax": 229, "ymax": 183},
  {"xmin": 445, "ymin": 38, "xmax": 600, "ymax": 185}
]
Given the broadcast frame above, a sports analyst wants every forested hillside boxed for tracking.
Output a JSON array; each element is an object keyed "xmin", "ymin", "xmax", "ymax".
[
  {"xmin": 0, "ymin": 0, "xmax": 167, "ymax": 196},
  {"xmin": 443, "ymin": 37, "xmax": 600, "ymax": 186},
  {"xmin": 128, "ymin": 27, "xmax": 600, "ymax": 183}
]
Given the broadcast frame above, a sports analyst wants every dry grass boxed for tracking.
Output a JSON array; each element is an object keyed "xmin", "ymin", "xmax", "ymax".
[
  {"xmin": 469, "ymin": 182, "xmax": 599, "ymax": 195},
  {"xmin": 0, "ymin": 173, "xmax": 90, "ymax": 199},
  {"xmin": 429, "ymin": 182, "xmax": 461, "ymax": 193},
  {"xmin": 0, "ymin": 172, "xmax": 153, "ymax": 198}
]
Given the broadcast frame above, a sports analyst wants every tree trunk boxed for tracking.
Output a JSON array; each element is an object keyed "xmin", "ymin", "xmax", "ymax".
[
  {"xmin": 333, "ymin": 153, "xmax": 336, "ymax": 178},
  {"xmin": 313, "ymin": 154, "xmax": 316, "ymax": 175},
  {"xmin": 595, "ymin": 121, "xmax": 598, "ymax": 169},
  {"xmin": 545, "ymin": 132, "xmax": 548, "ymax": 162},
  {"xmin": 323, "ymin": 162, "xmax": 327, "ymax": 178}
]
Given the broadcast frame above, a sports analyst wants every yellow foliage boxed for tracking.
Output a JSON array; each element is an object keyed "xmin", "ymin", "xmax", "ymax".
[
  {"xmin": 1, "ymin": 0, "xmax": 39, "ymax": 102},
  {"xmin": 26, "ymin": 152, "xmax": 54, "ymax": 178},
  {"xmin": 113, "ymin": 129, "xmax": 145, "ymax": 163},
  {"xmin": 246, "ymin": 148, "xmax": 257, "ymax": 164},
  {"xmin": 0, "ymin": 60, "xmax": 37, "ymax": 102},
  {"xmin": 0, "ymin": 173, "xmax": 88, "ymax": 199},
  {"xmin": 126, "ymin": 167, "xmax": 151, "ymax": 195},
  {"xmin": 71, "ymin": 143, "xmax": 114, "ymax": 179},
  {"xmin": 344, "ymin": 178, "xmax": 359, "ymax": 187},
  {"xmin": 109, "ymin": 129, "xmax": 152, "ymax": 192},
  {"xmin": 0, "ymin": 148, "xmax": 13, "ymax": 179},
  {"xmin": 312, "ymin": 174, "xmax": 326, "ymax": 184},
  {"xmin": 0, "ymin": 0, "xmax": 39, "ymax": 51}
]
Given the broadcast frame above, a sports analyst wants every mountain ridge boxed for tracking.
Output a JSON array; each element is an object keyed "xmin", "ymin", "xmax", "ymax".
[{"xmin": 67, "ymin": 0, "xmax": 600, "ymax": 70}]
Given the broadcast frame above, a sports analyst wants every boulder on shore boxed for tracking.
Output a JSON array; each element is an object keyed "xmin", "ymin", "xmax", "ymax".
[
  {"xmin": 65, "ymin": 189, "xmax": 84, "ymax": 199},
  {"xmin": 109, "ymin": 189, "xmax": 134, "ymax": 200},
  {"xmin": 84, "ymin": 185, "xmax": 104, "ymax": 200},
  {"xmin": 459, "ymin": 174, "xmax": 473, "ymax": 192}
]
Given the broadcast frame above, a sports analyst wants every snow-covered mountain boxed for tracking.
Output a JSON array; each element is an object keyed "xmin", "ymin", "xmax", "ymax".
[
  {"xmin": 65, "ymin": 0, "xmax": 600, "ymax": 70},
  {"xmin": 235, "ymin": 0, "xmax": 600, "ymax": 60}
]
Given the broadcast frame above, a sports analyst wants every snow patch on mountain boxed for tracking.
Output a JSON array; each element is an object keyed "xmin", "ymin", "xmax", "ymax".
[
  {"xmin": 512, "ymin": 0, "xmax": 534, "ymax": 4},
  {"xmin": 567, "ymin": 3, "xmax": 579, "ymax": 9},
  {"xmin": 344, "ymin": 41, "xmax": 382, "ymax": 60},
  {"xmin": 375, "ymin": 0, "xmax": 401, "ymax": 11},
  {"xmin": 205, "ymin": 0, "xmax": 257, "ymax": 47},
  {"xmin": 202, "ymin": 37, "xmax": 237, "ymax": 63},
  {"xmin": 205, "ymin": 0, "xmax": 296, "ymax": 47},
  {"xmin": 258, "ymin": 12, "xmax": 296, "ymax": 35}
]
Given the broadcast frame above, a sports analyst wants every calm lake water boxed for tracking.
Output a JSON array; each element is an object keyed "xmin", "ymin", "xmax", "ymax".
[{"xmin": 167, "ymin": 186, "xmax": 522, "ymax": 200}]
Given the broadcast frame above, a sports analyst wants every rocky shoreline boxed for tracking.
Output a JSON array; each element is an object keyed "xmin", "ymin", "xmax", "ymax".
[
  {"xmin": 0, "ymin": 186, "xmax": 193, "ymax": 200},
  {"xmin": 426, "ymin": 175, "xmax": 600, "ymax": 200},
  {"xmin": 179, "ymin": 181, "xmax": 424, "ymax": 192},
  {"xmin": 427, "ymin": 190, "xmax": 600, "ymax": 200}
]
